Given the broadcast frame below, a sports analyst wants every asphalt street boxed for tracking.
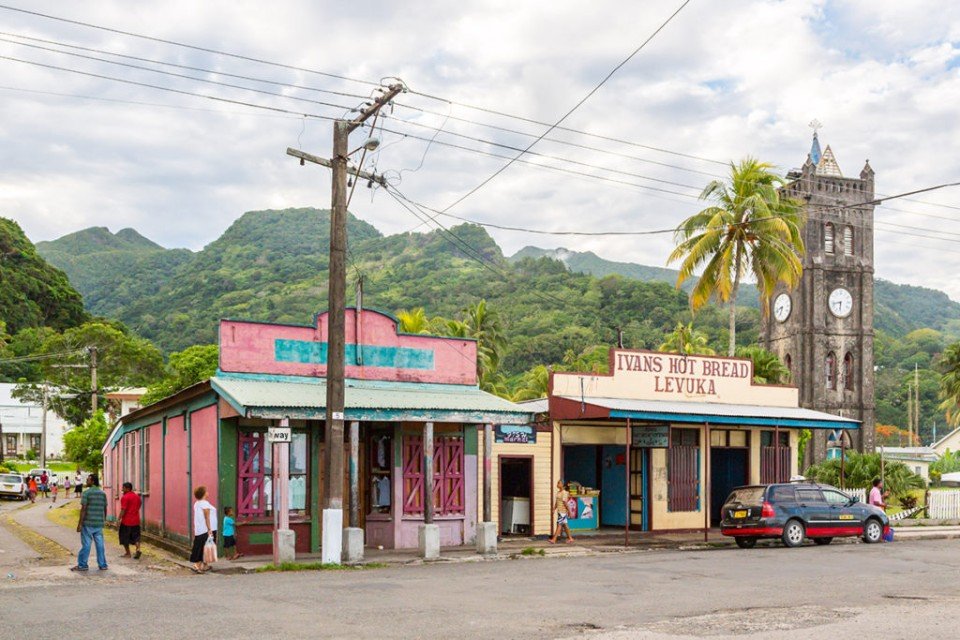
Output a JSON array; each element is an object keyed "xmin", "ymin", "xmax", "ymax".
[{"xmin": 1, "ymin": 530, "xmax": 958, "ymax": 639}]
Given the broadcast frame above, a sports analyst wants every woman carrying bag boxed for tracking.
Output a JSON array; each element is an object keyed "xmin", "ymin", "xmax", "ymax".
[{"xmin": 190, "ymin": 486, "xmax": 217, "ymax": 574}]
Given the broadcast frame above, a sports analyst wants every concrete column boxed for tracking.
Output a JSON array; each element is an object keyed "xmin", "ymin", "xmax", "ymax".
[
  {"xmin": 344, "ymin": 420, "xmax": 364, "ymax": 563},
  {"xmin": 477, "ymin": 423, "xmax": 496, "ymax": 555},
  {"xmin": 273, "ymin": 418, "xmax": 295, "ymax": 564},
  {"xmin": 419, "ymin": 422, "xmax": 439, "ymax": 559}
]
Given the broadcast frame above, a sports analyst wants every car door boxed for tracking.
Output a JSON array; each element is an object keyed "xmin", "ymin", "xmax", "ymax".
[
  {"xmin": 794, "ymin": 487, "xmax": 830, "ymax": 536},
  {"xmin": 822, "ymin": 488, "xmax": 860, "ymax": 536}
]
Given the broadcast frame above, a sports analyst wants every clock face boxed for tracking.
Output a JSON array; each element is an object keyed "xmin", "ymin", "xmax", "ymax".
[
  {"xmin": 773, "ymin": 293, "xmax": 792, "ymax": 322},
  {"xmin": 828, "ymin": 288, "xmax": 853, "ymax": 318}
]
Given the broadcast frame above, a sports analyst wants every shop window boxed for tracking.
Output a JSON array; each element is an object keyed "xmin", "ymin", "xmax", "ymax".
[
  {"xmin": 142, "ymin": 428, "xmax": 150, "ymax": 493},
  {"xmin": 824, "ymin": 223, "xmax": 835, "ymax": 254},
  {"xmin": 760, "ymin": 431, "xmax": 791, "ymax": 483},
  {"xmin": 370, "ymin": 433, "xmax": 392, "ymax": 514},
  {"xmin": 237, "ymin": 431, "xmax": 309, "ymax": 518},
  {"xmin": 668, "ymin": 428, "xmax": 699, "ymax": 512},
  {"xmin": 760, "ymin": 431, "xmax": 790, "ymax": 447},
  {"xmin": 843, "ymin": 352, "xmax": 855, "ymax": 391},
  {"xmin": 402, "ymin": 435, "xmax": 465, "ymax": 516},
  {"xmin": 826, "ymin": 352, "xmax": 837, "ymax": 390}
]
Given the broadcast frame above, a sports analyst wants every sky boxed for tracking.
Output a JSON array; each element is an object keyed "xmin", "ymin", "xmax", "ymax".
[{"xmin": 2, "ymin": 1, "xmax": 960, "ymax": 299}]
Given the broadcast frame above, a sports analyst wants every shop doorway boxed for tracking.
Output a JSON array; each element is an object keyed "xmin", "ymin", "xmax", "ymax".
[
  {"xmin": 562, "ymin": 445, "xmax": 627, "ymax": 530},
  {"xmin": 499, "ymin": 456, "xmax": 533, "ymax": 535},
  {"xmin": 710, "ymin": 449, "xmax": 749, "ymax": 525}
]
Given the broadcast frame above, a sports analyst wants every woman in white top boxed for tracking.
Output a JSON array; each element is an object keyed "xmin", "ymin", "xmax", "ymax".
[{"xmin": 190, "ymin": 485, "xmax": 216, "ymax": 573}]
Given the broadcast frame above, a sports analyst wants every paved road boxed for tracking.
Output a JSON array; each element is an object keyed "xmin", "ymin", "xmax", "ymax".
[{"xmin": 1, "ymin": 536, "xmax": 958, "ymax": 639}]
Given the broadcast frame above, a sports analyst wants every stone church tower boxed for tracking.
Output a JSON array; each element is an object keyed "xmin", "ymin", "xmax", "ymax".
[{"xmin": 762, "ymin": 131, "xmax": 876, "ymax": 463}]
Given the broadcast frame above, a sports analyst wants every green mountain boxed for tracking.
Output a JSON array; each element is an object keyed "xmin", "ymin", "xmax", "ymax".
[
  {"xmin": 37, "ymin": 209, "xmax": 691, "ymax": 373},
  {"xmin": 37, "ymin": 226, "xmax": 194, "ymax": 320},
  {"xmin": 509, "ymin": 246, "xmax": 960, "ymax": 338},
  {"xmin": 0, "ymin": 218, "xmax": 87, "ymax": 334}
]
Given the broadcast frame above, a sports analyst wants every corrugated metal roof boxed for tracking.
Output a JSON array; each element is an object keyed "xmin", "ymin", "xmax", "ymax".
[
  {"xmin": 516, "ymin": 398, "xmax": 548, "ymax": 414},
  {"xmin": 211, "ymin": 376, "xmax": 531, "ymax": 423},
  {"xmin": 559, "ymin": 396, "xmax": 859, "ymax": 429}
]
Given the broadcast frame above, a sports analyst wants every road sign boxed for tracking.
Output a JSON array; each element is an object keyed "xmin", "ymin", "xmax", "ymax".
[{"xmin": 268, "ymin": 427, "xmax": 292, "ymax": 443}]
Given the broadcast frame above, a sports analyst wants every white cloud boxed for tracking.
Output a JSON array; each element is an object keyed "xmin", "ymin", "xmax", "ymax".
[{"xmin": 1, "ymin": 0, "xmax": 959, "ymax": 300}]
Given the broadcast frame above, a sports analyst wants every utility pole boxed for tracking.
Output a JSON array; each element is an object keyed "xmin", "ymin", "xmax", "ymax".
[
  {"xmin": 914, "ymin": 364, "xmax": 920, "ymax": 446},
  {"xmin": 286, "ymin": 82, "xmax": 403, "ymax": 565},
  {"xmin": 89, "ymin": 346, "xmax": 98, "ymax": 414}
]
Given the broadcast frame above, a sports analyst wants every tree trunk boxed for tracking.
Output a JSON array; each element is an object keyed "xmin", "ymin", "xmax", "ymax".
[{"xmin": 728, "ymin": 280, "xmax": 740, "ymax": 357}]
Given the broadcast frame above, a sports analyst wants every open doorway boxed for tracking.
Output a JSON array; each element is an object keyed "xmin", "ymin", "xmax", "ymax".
[{"xmin": 499, "ymin": 456, "xmax": 533, "ymax": 535}]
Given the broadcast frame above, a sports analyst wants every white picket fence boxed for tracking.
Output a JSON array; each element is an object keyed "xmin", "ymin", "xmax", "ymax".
[
  {"xmin": 847, "ymin": 488, "xmax": 867, "ymax": 503},
  {"xmin": 928, "ymin": 490, "xmax": 960, "ymax": 519}
]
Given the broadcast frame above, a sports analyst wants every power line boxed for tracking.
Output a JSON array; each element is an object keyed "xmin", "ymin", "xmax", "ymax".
[
  {"xmin": 0, "ymin": 36, "xmax": 360, "ymax": 113},
  {"xmin": 0, "ymin": 31, "xmax": 372, "ymax": 101},
  {"xmin": 0, "ymin": 3, "xmax": 380, "ymax": 87},
  {"xmin": 435, "ymin": 0, "xmax": 693, "ymax": 215}
]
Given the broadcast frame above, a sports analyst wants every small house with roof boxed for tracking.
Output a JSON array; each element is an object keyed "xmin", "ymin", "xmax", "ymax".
[{"xmin": 102, "ymin": 308, "xmax": 531, "ymax": 556}]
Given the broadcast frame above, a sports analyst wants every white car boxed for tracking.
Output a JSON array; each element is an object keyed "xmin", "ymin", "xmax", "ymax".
[
  {"xmin": 0, "ymin": 473, "xmax": 27, "ymax": 500},
  {"xmin": 27, "ymin": 468, "xmax": 58, "ymax": 485}
]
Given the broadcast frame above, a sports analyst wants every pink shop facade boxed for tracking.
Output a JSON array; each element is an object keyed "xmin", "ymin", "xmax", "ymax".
[{"xmin": 102, "ymin": 308, "xmax": 531, "ymax": 555}]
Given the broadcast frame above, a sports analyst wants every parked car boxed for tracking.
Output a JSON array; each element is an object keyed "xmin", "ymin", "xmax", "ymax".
[
  {"xmin": 0, "ymin": 473, "xmax": 28, "ymax": 500},
  {"xmin": 720, "ymin": 482, "xmax": 890, "ymax": 548},
  {"xmin": 27, "ymin": 468, "xmax": 58, "ymax": 484}
]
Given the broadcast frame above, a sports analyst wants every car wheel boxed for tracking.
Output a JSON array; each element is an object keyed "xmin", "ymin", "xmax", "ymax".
[
  {"xmin": 782, "ymin": 519, "xmax": 805, "ymax": 548},
  {"xmin": 735, "ymin": 537, "xmax": 757, "ymax": 549},
  {"xmin": 863, "ymin": 519, "xmax": 883, "ymax": 544},
  {"xmin": 813, "ymin": 537, "xmax": 833, "ymax": 545}
]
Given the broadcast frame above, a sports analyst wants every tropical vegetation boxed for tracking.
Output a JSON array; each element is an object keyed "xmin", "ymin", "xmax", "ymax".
[
  {"xmin": 668, "ymin": 158, "xmax": 804, "ymax": 355},
  {"xmin": 805, "ymin": 451, "xmax": 926, "ymax": 498}
]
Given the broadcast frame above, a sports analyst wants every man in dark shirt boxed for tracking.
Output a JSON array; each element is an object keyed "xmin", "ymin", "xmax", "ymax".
[
  {"xmin": 118, "ymin": 482, "xmax": 142, "ymax": 559},
  {"xmin": 71, "ymin": 474, "xmax": 108, "ymax": 572}
]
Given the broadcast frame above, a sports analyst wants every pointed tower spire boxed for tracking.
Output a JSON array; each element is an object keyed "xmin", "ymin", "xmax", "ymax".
[
  {"xmin": 809, "ymin": 119, "xmax": 823, "ymax": 165},
  {"xmin": 816, "ymin": 145, "xmax": 843, "ymax": 177}
]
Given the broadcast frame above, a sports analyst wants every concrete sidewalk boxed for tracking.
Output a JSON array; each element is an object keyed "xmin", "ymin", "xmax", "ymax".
[{"xmin": 208, "ymin": 523, "xmax": 960, "ymax": 573}]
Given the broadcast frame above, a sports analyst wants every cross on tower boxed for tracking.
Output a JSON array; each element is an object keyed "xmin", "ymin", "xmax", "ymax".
[{"xmin": 809, "ymin": 119, "xmax": 823, "ymax": 134}]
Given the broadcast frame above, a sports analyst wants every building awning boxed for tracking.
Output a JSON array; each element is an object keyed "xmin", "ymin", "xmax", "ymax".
[
  {"xmin": 552, "ymin": 396, "xmax": 860, "ymax": 430},
  {"xmin": 211, "ymin": 374, "xmax": 532, "ymax": 425}
]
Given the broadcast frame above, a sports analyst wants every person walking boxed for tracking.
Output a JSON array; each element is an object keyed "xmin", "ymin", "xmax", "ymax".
[
  {"xmin": 27, "ymin": 476, "xmax": 37, "ymax": 503},
  {"xmin": 63, "ymin": 475, "xmax": 71, "ymax": 496},
  {"xmin": 73, "ymin": 473, "xmax": 83, "ymax": 498},
  {"xmin": 71, "ymin": 474, "xmax": 108, "ymax": 572},
  {"xmin": 39, "ymin": 472, "xmax": 49, "ymax": 499},
  {"xmin": 117, "ymin": 482, "xmax": 142, "ymax": 560},
  {"xmin": 548, "ymin": 480, "xmax": 575, "ymax": 544},
  {"xmin": 190, "ymin": 486, "xmax": 215, "ymax": 574}
]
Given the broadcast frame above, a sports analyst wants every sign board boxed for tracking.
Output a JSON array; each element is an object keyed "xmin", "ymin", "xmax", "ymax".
[
  {"xmin": 631, "ymin": 425, "xmax": 669, "ymax": 448},
  {"xmin": 268, "ymin": 427, "xmax": 292, "ymax": 443},
  {"xmin": 495, "ymin": 425, "xmax": 536, "ymax": 444}
]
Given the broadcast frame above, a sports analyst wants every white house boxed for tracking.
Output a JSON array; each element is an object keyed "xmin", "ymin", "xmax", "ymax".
[
  {"xmin": 880, "ymin": 446, "xmax": 939, "ymax": 482},
  {"xmin": 932, "ymin": 426, "xmax": 960, "ymax": 458},
  {"xmin": 0, "ymin": 383, "xmax": 69, "ymax": 459}
]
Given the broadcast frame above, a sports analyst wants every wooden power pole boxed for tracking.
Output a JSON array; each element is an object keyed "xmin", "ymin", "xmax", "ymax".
[{"xmin": 286, "ymin": 82, "xmax": 403, "ymax": 564}]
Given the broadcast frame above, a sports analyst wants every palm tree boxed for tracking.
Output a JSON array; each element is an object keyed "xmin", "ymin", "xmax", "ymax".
[
  {"xmin": 658, "ymin": 322, "xmax": 716, "ymax": 356},
  {"xmin": 396, "ymin": 308, "xmax": 431, "ymax": 334},
  {"xmin": 938, "ymin": 342, "xmax": 960, "ymax": 426},
  {"xmin": 735, "ymin": 345, "xmax": 790, "ymax": 384},
  {"xmin": 463, "ymin": 300, "xmax": 507, "ymax": 382},
  {"xmin": 668, "ymin": 157, "xmax": 805, "ymax": 356}
]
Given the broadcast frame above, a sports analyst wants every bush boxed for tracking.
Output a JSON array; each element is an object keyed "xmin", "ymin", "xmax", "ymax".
[
  {"xmin": 25, "ymin": 448, "xmax": 38, "ymax": 461},
  {"xmin": 805, "ymin": 451, "xmax": 926, "ymax": 496},
  {"xmin": 899, "ymin": 494, "xmax": 919, "ymax": 510}
]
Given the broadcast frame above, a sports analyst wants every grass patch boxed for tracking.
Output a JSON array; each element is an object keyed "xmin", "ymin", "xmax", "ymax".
[
  {"xmin": 46, "ymin": 501, "xmax": 80, "ymax": 529},
  {"xmin": 520, "ymin": 547, "xmax": 545, "ymax": 556},
  {"xmin": 5, "ymin": 461, "xmax": 77, "ymax": 474},
  {"xmin": 1, "ymin": 513, "xmax": 71, "ymax": 562},
  {"xmin": 257, "ymin": 561, "xmax": 388, "ymax": 573}
]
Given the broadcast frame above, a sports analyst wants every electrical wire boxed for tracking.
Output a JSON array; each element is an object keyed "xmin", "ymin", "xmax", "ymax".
[
  {"xmin": 0, "ymin": 3, "xmax": 380, "ymax": 87},
  {"xmin": 434, "ymin": 0, "xmax": 693, "ymax": 215}
]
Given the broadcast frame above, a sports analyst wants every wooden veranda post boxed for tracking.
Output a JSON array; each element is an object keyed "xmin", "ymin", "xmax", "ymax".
[
  {"xmin": 704, "ymin": 422, "xmax": 710, "ymax": 543},
  {"xmin": 483, "ymin": 424, "xmax": 493, "ymax": 523},
  {"xmin": 424, "ymin": 422, "xmax": 435, "ymax": 524},
  {"xmin": 625, "ymin": 418, "xmax": 631, "ymax": 548}
]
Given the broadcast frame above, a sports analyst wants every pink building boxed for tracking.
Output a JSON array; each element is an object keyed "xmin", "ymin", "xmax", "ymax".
[{"xmin": 102, "ymin": 308, "xmax": 530, "ymax": 555}]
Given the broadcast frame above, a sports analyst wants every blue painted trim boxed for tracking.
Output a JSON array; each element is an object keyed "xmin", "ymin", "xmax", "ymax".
[
  {"xmin": 214, "ymin": 370, "xmax": 482, "ymax": 392},
  {"xmin": 608, "ymin": 410, "xmax": 859, "ymax": 430},
  {"xmin": 274, "ymin": 339, "xmax": 436, "ymax": 370}
]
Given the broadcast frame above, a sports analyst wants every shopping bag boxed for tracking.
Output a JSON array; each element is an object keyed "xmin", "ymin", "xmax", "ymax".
[
  {"xmin": 883, "ymin": 527, "xmax": 894, "ymax": 543},
  {"xmin": 203, "ymin": 537, "xmax": 218, "ymax": 564}
]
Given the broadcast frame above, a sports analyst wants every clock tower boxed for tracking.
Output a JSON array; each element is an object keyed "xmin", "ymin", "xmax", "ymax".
[{"xmin": 762, "ymin": 129, "xmax": 876, "ymax": 463}]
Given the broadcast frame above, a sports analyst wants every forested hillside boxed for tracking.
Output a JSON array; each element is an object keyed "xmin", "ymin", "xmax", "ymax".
[{"xmin": 36, "ymin": 209, "xmax": 960, "ymax": 442}]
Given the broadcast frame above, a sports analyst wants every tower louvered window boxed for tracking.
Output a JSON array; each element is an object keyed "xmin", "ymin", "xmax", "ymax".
[
  {"xmin": 826, "ymin": 352, "xmax": 837, "ymax": 390},
  {"xmin": 843, "ymin": 226, "xmax": 853, "ymax": 256},
  {"xmin": 824, "ymin": 223, "xmax": 835, "ymax": 254}
]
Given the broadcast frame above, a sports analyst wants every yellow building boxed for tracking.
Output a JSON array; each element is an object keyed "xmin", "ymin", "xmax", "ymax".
[{"xmin": 481, "ymin": 348, "xmax": 860, "ymax": 538}]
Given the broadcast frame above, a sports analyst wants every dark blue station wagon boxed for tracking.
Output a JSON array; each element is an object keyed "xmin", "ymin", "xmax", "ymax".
[{"xmin": 720, "ymin": 483, "xmax": 890, "ymax": 548}]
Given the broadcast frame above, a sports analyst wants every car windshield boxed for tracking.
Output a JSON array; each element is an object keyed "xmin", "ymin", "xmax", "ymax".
[
  {"xmin": 1, "ymin": 474, "xmax": 22, "ymax": 483},
  {"xmin": 724, "ymin": 487, "xmax": 765, "ymax": 506}
]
